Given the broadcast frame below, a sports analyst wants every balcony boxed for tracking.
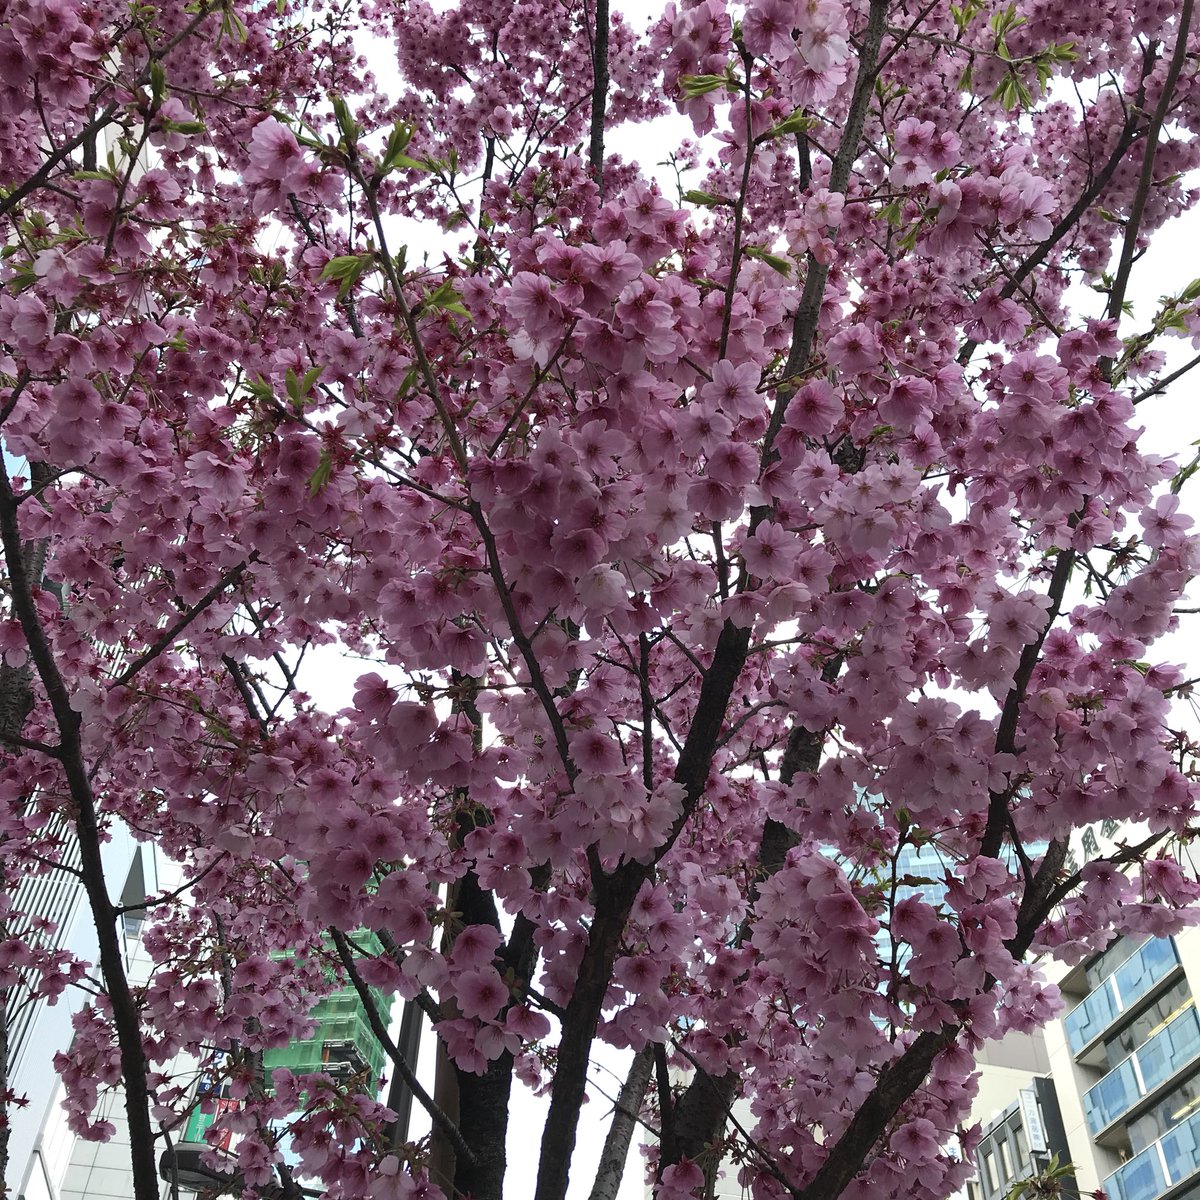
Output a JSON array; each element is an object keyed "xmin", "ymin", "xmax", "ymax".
[
  {"xmin": 1066, "ymin": 940, "xmax": 1182, "ymax": 1057},
  {"xmin": 1085, "ymin": 1007, "xmax": 1200, "ymax": 1135},
  {"xmin": 1105, "ymin": 1105, "xmax": 1200, "ymax": 1200}
]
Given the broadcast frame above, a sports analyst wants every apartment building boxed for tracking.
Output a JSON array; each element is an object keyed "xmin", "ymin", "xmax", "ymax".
[
  {"xmin": 962, "ymin": 814, "xmax": 1200, "ymax": 1200},
  {"xmin": 1049, "ymin": 929, "xmax": 1200, "ymax": 1200}
]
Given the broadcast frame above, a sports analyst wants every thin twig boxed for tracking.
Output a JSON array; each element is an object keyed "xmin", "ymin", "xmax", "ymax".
[
  {"xmin": 328, "ymin": 928, "xmax": 477, "ymax": 1167},
  {"xmin": 111, "ymin": 560, "xmax": 250, "ymax": 688}
]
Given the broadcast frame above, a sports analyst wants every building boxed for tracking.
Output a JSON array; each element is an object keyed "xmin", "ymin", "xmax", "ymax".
[
  {"xmin": 175, "ymin": 939, "xmax": 402, "ymax": 1194},
  {"xmin": 1048, "ymin": 930, "xmax": 1200, "ymax": 1200},
  {"xmin": 961, "ymin": 813, "xmax": 1200, "ymax": 1200},
  {"xmin": 967, "ymin": 929, "xmax": 1200, "ymax": 1200},
  {"xmin": 10, "ymin": 849, "xmax": 406, "ymax": 1200},
  {"xmin": 967, "ymin": 1073, "xmax": 1074, "ymax": 1200},
  {"xmin": 8, "ymin": 835, "xmax": 152, "ymax": 1200}
]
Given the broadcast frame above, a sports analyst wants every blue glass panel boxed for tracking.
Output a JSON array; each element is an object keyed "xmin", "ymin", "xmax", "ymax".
[
  {"xmin": 1084, "ymin": 1007, "xmax": 1200, "ymax": 1133},
  {"xmin": 1141, "ymin": 1009, "xmax": 1200, "ymax": 1095},
  {"xmin": 1067, "ymin": 980, "xmax": 1120, "ymax": 1055},
  {"xmin": 1068, "ymin": 941, "xmax": 1180, "ymax": 1056},
  {"xmin": 1163, "ymin": 1112, "xmax": 1200, "ymax": 1186},
  {"xmin": 1085, "ymin": 1059, "xmax": 1141, "ymax": 1134},
  {"xmin": 1107, "ymin": 1146, "xmax": 1167, "ymax": 1200},
  {"xmin": 1117, "ymin": 940, "xmax": 1180, "ymax": 1011}
]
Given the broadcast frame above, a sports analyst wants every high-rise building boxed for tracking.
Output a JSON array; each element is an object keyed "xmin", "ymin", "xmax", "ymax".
[{"xmin": 7, "ymin": 835, "xmax": 151, "ymax": 1200}]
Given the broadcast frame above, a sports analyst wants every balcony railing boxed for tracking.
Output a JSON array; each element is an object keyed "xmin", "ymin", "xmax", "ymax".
[
  {"xmin": 1066, "ymin": 940, "xmax": 1181, "ymax": 1056},
  {"xmin": 1084, "ymin": 1006, "xmax": 1200, "ymax": 1135},
  {"xmin": 1105, "ymin": 1105, "xmax": 1200, "ymax": 1200}
]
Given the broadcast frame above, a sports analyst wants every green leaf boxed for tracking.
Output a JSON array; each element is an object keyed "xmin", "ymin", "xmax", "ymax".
[
  {"xmin": 989, "ymin": 4, "xmax": 1026, "ymax": 39},
  {"xmin": 679, "ymin": 73, "xmax": 729, "ymax": 98},
  {"xmin": 321, "ymin": 255, "xmax": 363, "ymax": 280},
  {"xmin": 307, "ymin": 449, "xmax": 334, "ymax": 497},
  {"xmin": 389, "ymin": 154, "xmax": 429, "ymax": 172},
  {"xmin": 762, "ymin": 108, "xmax": 813, "ymax": 141},
  {"xmin": 320, "ymin": 253, "xmax": 373, "ymax": 301},
  {"xmin": 283, "ymin": 365, "xmax": 324, "ymax": 411},
  {"xmin": 378, "ymin": 121, "xmax": 424, "ymax": 176},
  {"xmin": 218, "ymin": 3, "xmax": 247, "ymax": 44},
  {"xmin": 384, "ymin": 120, "xmax": 413, "ymax": 159},
  {"xmin": 424, "ymin": 279, "xmax": 469, "ymax": 318},
  {"xmin": 244, "ymin": 377, "xmax": 275, "ymax": 403},
  {"xmin": 395, "ymin": 366, "xmax": 419, "ymax": 401},
  {"xmin": 949, "ymin": 0, "xmax": 983, "ymax": 33},
  {"xmin": 331, "ymin": 93, "xmax": 357, "ymax": 142},
  {"xmin": 149, "ymin": 60, "xmax": 167, "ymax": 104},
  {"xmin": 160, "ymin": 119, "xmax": 206, "ymax": 135},
  {"xmin": 683, "ymin": 189, "xmax": 733, "ymax": 208},
  {"xmin": 742, "ymin": 245, "xmax": 792, "ymax": 277},
  {"xmin": 991, "ymin": 71, "xmax": 1031, "ymax": 110},
  {"xmin": 285, "ymin": 367, "xmax": 302, "ymax": 405}
]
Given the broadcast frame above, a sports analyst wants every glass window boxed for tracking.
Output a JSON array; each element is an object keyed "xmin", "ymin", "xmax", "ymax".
[
  {"xmin": 1086, "ymin": 1059, "xmax": 1140, "ymax": 1134},
  {"xmin": 998, "ymin": 1139, "xmax": 1013, "ymax": 1182},
  {"xmin": 983, "ymin": 1150, "xmax": 998, "ymax": 1191},
  {"xmin": 1106, "ymin": 1145, "xmax": 1167, "ymax": 1200},
  {"xmin": 1013, "ymin": 1121, "xmax": 1028, "ymax": 1166},
  {"xmin": 1115, "ymin": 940, "xmax": 1180, "ymax": 1011},
  {"xmin": 1128, "ymin": 1074, "xmax": 1200, "ymax": 1153},
  {"xmin": 1087, "ymin": 936, "xmax": 1144, "ymax": 991},
  {"xmin": 1067, "ymin": 982, "xmax": 1121, "ymax": 1054},
  {"xmin": 1106, "ymin": 980, "xmax": 1193, "ymax": 1066},
  {"xmin": 1162, "ymin": 1109, "xmax": 1200, "ymax": 1189},
  {"xmin": 1139, "ymin": 1007, "xmax": 1200, "ymax": 1097}
]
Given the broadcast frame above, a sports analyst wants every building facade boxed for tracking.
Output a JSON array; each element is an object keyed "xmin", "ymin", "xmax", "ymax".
[
  {"xmin": 964, "ymin": 926, "xmax": 1200, "ymax": 1200},
  {"xmin": 967, "ymin": 1074, "xmax": 1074, "ymax": 1200},
  {"xmin": 8, "ymin": 835, "xmax": 151, "ymax": 1200},
  {"xmin": 1049, "ymin": 930, "xmax": 1200, "ymax": 1200}
]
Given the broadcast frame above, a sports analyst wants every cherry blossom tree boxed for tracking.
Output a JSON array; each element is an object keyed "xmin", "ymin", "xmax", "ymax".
[{"xmin": 3, "ymin": 0, "xmax": 1200, "ymax": 1198}]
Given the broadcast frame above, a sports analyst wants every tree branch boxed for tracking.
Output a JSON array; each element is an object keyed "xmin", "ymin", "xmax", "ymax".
[
  {"xmin": 587, "ymin": 0, "xmax": 611, "ymax": 193},
  {"xmin": 1106, "ymin": 0, "xmax": 1194, "ymax": 326},
  {"xmin": 0, "ymin": 456, "xmax": 159, "ymax": 1200},
  {"xmin": 765, "ymin": 0, "xmax": 890, "ymax": 451},
  {"xmin": 110, "ymin": 560, "xmax": 250, "ymax": 689},
  {"xmin": 328, "ymin": 928, "xmax": 477, "ymax": 1167},
  {"xmin": 587, "ymin": 1047, "xmax": 654, "ymax": 1200}
]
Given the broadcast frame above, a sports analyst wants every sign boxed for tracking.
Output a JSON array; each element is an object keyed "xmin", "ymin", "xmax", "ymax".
[
  {"xmin": 1019, "ymin": 1087, "xmax": 1047, "ymax": 1153},
  {"xmin": 184, "ymin": 1095, "xmax": 240, "ymax": 1149}
]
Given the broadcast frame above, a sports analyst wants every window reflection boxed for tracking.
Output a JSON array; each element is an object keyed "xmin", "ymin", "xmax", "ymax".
[
  {"xmin": 1129, "ymin": 1075, "xmax": 1200, "ymax": 1153},
  {"xmin": 1106, "ymin": 981, "xmax": 1193, "ymax": 1067}
]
